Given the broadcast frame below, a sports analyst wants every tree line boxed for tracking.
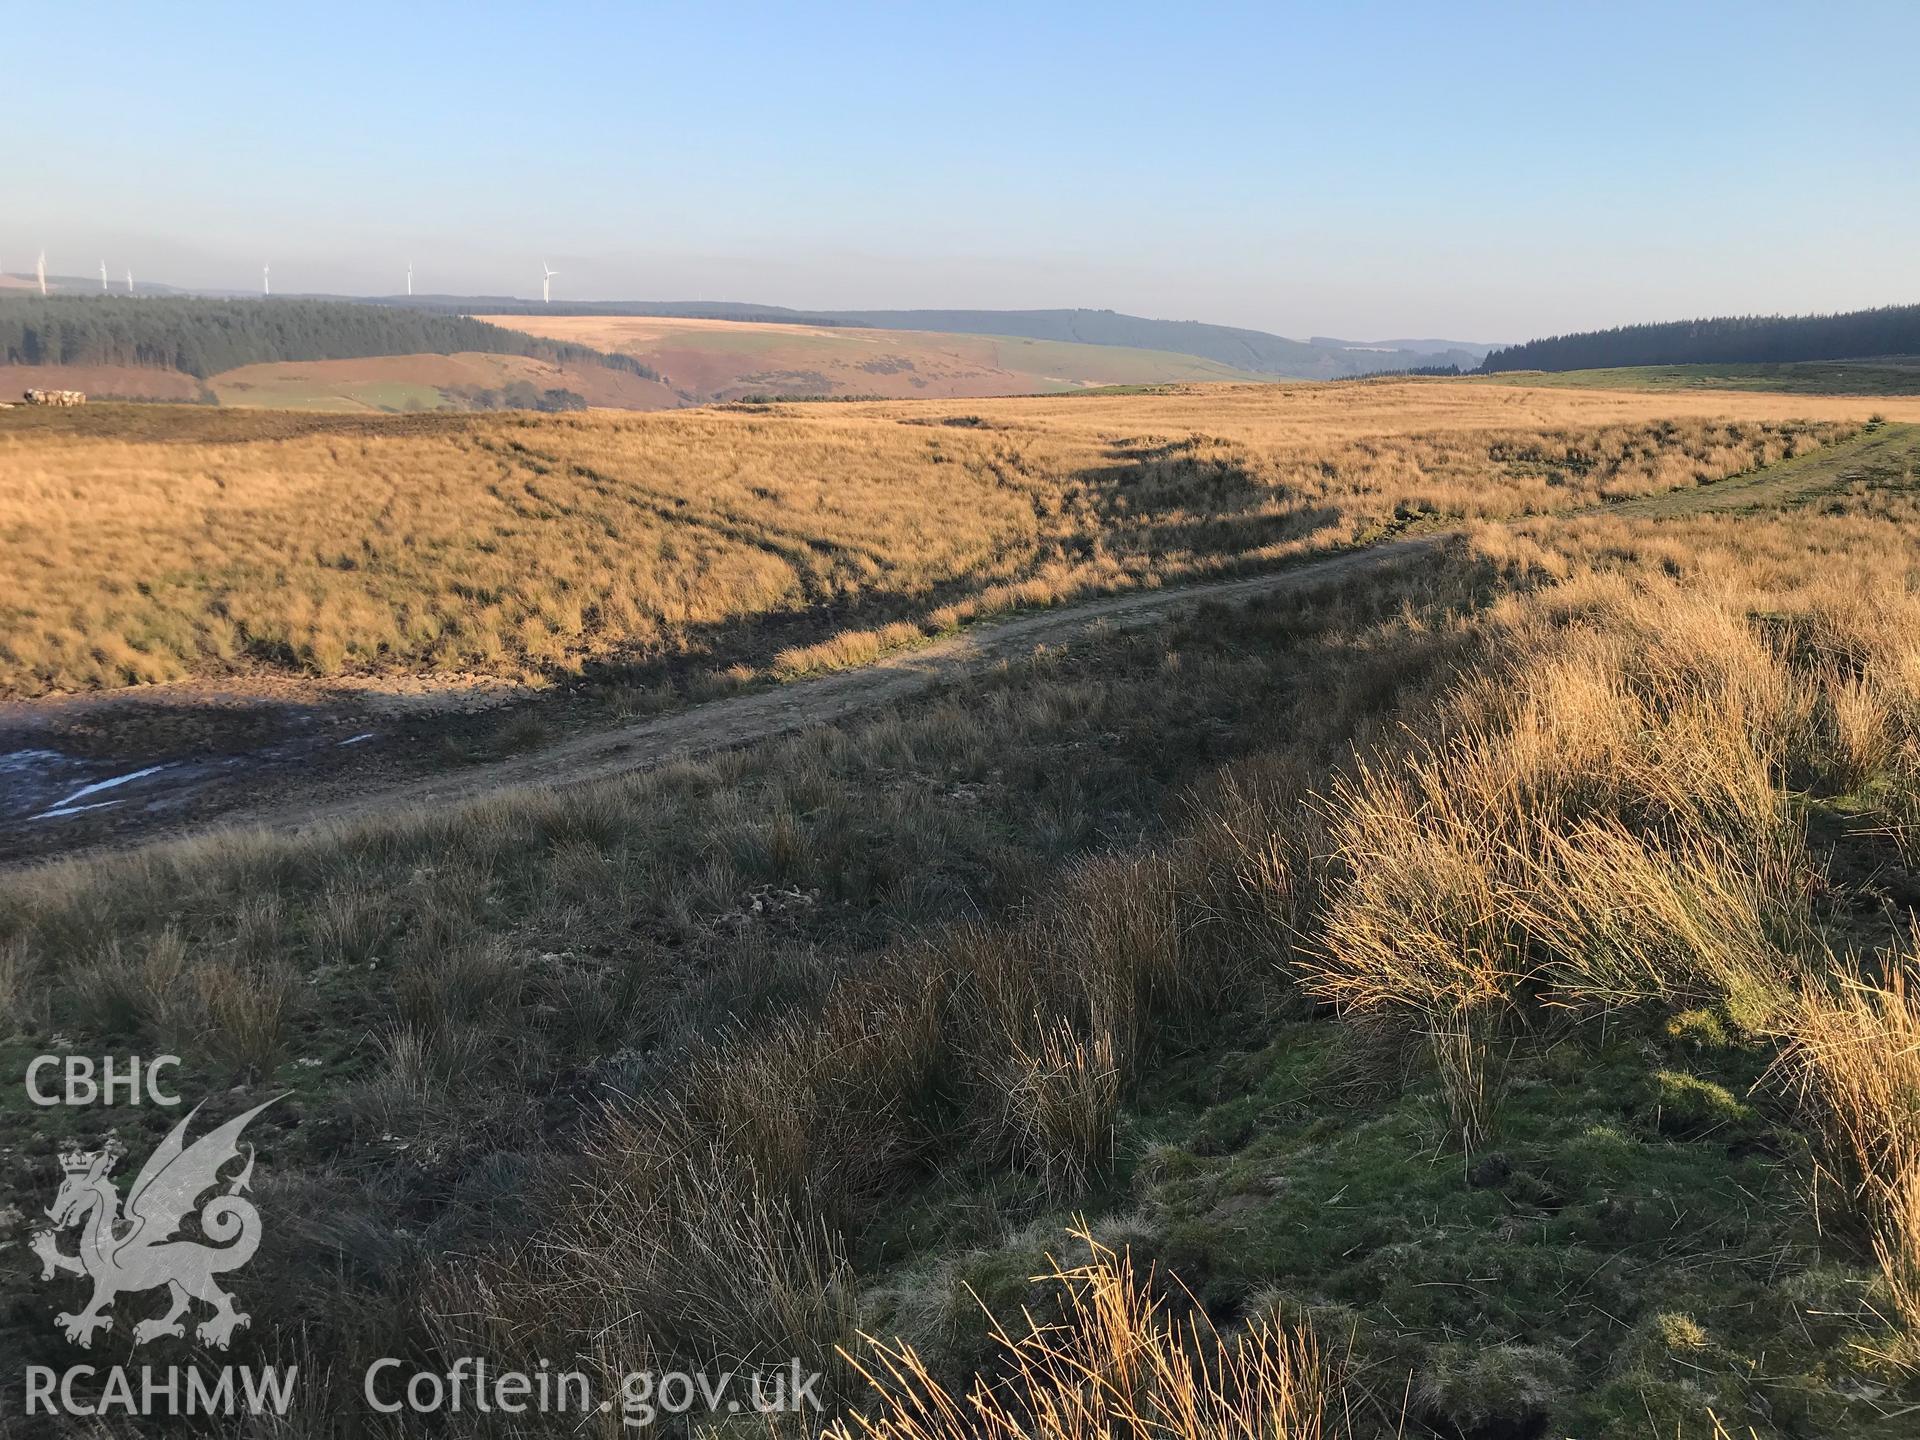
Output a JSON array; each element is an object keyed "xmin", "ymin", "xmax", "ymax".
[
  {"xmin": 0, "ymin": 296, "xmax": 661, "ymax": 382},
  {"xmin": 1340, "ymin": 364, "xmax": 1463, "ymax": 381},
  {"xmin": 1480, "ymin": 303, "xmax": 1920, "ymax": 372}
]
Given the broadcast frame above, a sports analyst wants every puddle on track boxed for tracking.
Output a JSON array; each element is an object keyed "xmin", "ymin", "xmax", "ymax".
[
  {"xmin": 2, "ymin": 749, "xmax": 210, "ymax": 826},
  {"xmin": 0, "ymin": 732, "xmax": 379, "ymax": 832}
]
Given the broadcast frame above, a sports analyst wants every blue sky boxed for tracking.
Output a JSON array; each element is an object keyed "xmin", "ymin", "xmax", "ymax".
[{"xmin": 5, "ymin": 1, "xmax": 1914, "ymax": 340}]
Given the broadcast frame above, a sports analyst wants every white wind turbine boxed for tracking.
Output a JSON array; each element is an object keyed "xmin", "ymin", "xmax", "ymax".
[
  {"xmin": 126, "ymin": 267, "xmax": 135, "ymax": 295},
  {"xmin": 262, "ymin": 263, "xmax": 271, "ymax": 297},
  {"xmin": 406, "ymin": 260, "xmax": 414, "ymax": 297},
  {"xmin": 541, "ymin": 261, "xmax": 557, "ymax": 304},
  {"xmin": 100, "ymin": 260, "xmax": 109, "ymax": 293},
  {"xmin": 36, "ymin": 249, "xmax": 47, "ymax": 296}
]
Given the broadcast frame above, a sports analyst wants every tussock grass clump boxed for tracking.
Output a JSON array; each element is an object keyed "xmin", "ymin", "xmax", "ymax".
[
  {"xmin": 1788, "ymin": 940, "xmax": 1920, "ymax": 1334},
  {"xmin": 1227, "ymin": 518, "xmax": 1920, "ymax": 1163},
  {"xmin": 59, "ymin": 926, "xmax": 298, "ymax": 1078},
  {"xmin": 939, "ymin": 849, "xmax": 1257, "ymax": 1187},
  {"xmin": 994, "ymin": 1021, "xmax": 1123, "ymax": 1197},
  {"xmin": 0, "ymin": 933, "xmax": 34, "ymax": 1037},
  {"xmin": 776, "ymin": 620, "xmax": 930, "ymax": 677},
  {"xmin": 1305, "ymin": 591, "xmax": 1813, "ymax": 1033},
  {"xmin": 832, "ymin": 1232, "xmax": 1343, "ymax": 1440}
]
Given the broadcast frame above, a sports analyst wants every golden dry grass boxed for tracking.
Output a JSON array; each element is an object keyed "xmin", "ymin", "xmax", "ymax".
[
  {"xmin": 11, "ymin": 402, "xmax": 1920, "ymax": 1430},
  {"xmin": 830, "ymin": 1230, "xmax": 1341, "ymax": 1440},
  {"xmin": 0, "ymin": 380, "xmax": 1899, "ymax": 697},
  {"xmin": 1788, "ymin": 943, "xmax": 1920, "ymax": 1334}
]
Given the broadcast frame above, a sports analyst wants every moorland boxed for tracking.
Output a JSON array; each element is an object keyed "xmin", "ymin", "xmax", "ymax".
[
  {"xmin": 5, "ymin": 369, "xmax": 1920, "ymax": 1436},
  {"xmin": 2, "ymin": 379, "xmax": 1905, "ymax": 701}
]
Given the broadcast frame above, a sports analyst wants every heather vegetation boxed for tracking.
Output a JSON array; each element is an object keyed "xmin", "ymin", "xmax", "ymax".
[
  {"xmin": 3, "ymin": 414, "xmax": 1920, "ymax": 1435},
  {"xmin": 0, "ymin": 381, "xmax": 1889, "ymax": 698}
]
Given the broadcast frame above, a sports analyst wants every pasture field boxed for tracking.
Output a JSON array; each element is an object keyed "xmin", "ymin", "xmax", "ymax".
[
  {"xmin": 1, "ymin": 378, "xmax": 1911, "ymax": 700},
  {"xmin": 5, "ymin": 414, "xmax": 1920, "ymax": 1436},
  {"xmin": 215, "ymin": 370, "xmax": 446, "ymax": 413},
  {"xmin": 480, "ymin": 312, "xmax": 1266, "ymax": 398},
  {"xmin": 206, "ymin": 350, "xmax": 680, "ymax": 413},
  {"xmin": 0, "ymin": 352, "xmax": 683, "ymax": 414}
]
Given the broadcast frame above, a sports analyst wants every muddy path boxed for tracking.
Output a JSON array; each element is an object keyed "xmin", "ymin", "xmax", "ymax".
[{"xmin": 0, "ymin": 540, "xmax": 1439, "ymax": 867}]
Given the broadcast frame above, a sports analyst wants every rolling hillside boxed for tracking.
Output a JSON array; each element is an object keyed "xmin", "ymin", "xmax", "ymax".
[
  {"xmin": 478, "ymin": 313, "xmax": 1265, "ymax": 400},
  {"xmin": 370, "ymin": 296, "xmax": 1491, "ymax": 378},
  {"xmin": 807, "ymin": 308, "xmax": 1490, "ymax": 376},
  {"xmin": 0, "ymin": 294, "xmax": 670, "ymax": 412}
]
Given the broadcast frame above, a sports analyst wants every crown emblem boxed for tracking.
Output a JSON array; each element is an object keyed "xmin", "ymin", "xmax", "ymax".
[{"xmin": 57, "ymin": 1139, "xmax": 121, "ymax": 1175}]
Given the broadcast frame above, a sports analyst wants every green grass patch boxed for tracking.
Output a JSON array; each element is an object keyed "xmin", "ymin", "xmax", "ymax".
[
  {"xmin": 212, "ymin": 376, "xmax": 453, "ymax": 412},
  {"xmin": 1478, "ymin": 359, "xmax": 1920, "ymax": 396},
  {"xmin": 859, "ymin": 1013, "xmax": 1904, "ymax": 1438}
]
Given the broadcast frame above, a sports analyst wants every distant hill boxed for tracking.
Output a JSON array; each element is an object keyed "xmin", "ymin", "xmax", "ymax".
[
  {"xmin": 818, "ymin": 310, "xmax": 1487, "ymax": 377},
  {"xmin": 1480, "ymin": 303, "xmax": 1920, "ymax": 373},
  {"xmin": 1311, "ymin": 336, "xmax": 1493, "ymax": 368},
  {"xmin": 364, "ymin": 297, "xmax": 1487, "ymax": 380},
  {"xmin": 15, "ymin": 281, "xmax": 1493, "ymax": 380},
  {"xmin": 0, "ymin": 295, "xmax": 1273, "ymax": 411},
  {"xmin": 0, "ymin": 272, "xmax": 190, "ymax": 297},
  {"xmin": 478, "ymin": 313, "xmax": 1266, "ymax": 402},
  {"xmin": 0, "ymin": 294, "xmax": 660, "ymax": 382}
]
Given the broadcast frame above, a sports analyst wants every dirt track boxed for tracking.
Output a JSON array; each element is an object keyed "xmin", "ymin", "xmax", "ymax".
[
  {"xmin": 246, "ymin": 539, "xmax": 1443, "ymax": 838},
  {"xmin": 3, "ymin": 539, "xmax": 1437, "ymax": 865}
]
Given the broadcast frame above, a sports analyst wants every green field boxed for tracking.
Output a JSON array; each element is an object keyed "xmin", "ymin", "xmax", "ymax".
[
  {"xmin": 1617, "ymin": 419, "xmax": 1920, "ymax": 517},
  {"xmin": 982, "ymin": 334, "xmax": 1260, "ymax": 385},
  {"xmin": 1478, "ymin": 358, "xmax": 1920, "ymax": 395},
  {"xmin": 211, "ymin": 376, "xmax": 450, "ymax": 411}
]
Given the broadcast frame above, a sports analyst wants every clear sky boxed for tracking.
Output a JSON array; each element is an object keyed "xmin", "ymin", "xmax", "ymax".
[{"xmin": 5, "ymin": 1, "xmax": 1914, "ymax": 342}]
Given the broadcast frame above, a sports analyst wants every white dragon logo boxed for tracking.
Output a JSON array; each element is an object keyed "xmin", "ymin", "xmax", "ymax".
[{"xmin": 24, "ymin": 1097, "xmax": 278, "ymax": 1350}]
